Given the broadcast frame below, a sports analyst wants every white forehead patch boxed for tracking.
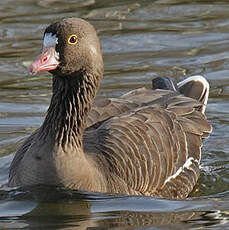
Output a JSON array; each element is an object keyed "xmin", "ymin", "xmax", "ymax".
[{"xmin": 43, "ymin": 33, "xmax": 58, "ymax": 47}]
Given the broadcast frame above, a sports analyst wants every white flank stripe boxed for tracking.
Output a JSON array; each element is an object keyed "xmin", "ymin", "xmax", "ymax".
[
  {"xmin": 165, "ymin": 157, "xmax": 198, "ymax": 184},
  {"xmin": 43, "ymin": 33, "xmax": 58, "ymax": 47}
]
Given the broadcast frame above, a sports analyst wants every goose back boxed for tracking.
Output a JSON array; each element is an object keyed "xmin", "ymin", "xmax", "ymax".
[{"xmin": 83, "ymin": 87, "xmax": 211, "ymax": 198}]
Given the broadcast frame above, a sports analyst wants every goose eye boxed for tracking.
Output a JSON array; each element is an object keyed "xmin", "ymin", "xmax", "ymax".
[{"xmin": 67, "ymin": 34, "xmax": 78, "ymax": 45}]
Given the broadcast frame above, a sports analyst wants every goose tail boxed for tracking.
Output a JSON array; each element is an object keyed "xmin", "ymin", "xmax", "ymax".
[{"xmin": 177, "ymin": 75, "xmax": 209, "ymax": 114}]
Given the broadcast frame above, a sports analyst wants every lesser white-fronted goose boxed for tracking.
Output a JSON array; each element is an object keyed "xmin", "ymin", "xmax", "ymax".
[{"xmin": 8, "ymin": 18, "xmax": 212, "ymax": 199}]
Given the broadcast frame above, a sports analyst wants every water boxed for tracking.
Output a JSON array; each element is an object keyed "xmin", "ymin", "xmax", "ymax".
[{"xmin": 0, "ymin": 0, "xmax": 229, "ymax": 229}]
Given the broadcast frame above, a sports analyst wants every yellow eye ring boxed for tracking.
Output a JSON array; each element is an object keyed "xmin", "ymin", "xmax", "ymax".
[{"xmin": 67, "ymin": 34, "xmax": 78, "ymax": 45}]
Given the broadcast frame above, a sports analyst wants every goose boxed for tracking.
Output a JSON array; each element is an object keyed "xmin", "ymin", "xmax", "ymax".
[{"xmin": 8, "ymin": 18, "xmax": 212, "ymax": 199}]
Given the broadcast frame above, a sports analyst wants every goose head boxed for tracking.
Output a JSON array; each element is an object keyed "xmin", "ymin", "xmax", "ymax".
[{"xmin": 29, "ymin": 18, "xmax": 103, "ymax": 77}]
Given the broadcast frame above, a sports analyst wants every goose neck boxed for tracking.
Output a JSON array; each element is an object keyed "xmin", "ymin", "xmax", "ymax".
[{"xmin": 40, "ymin": 71, "xmax": 100, "ymax": 149}]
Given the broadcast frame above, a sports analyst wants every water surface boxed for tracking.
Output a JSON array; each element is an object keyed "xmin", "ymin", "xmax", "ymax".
[{"xmin": 0, "ymin": 0, "xmax": 229, "ymax": 229}]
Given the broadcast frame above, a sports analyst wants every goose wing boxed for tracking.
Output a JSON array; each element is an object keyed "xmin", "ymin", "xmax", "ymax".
[
  {"xmin": 84, "ymin": 90, "xmax": 211, "ymax": 198},
  {"xmin": 87, "ymin": 75, "xmax": 210, "ymax": 127},
  {"xmin": 87, "ymin": 87, "xmax": 177, "ymax": 127}
]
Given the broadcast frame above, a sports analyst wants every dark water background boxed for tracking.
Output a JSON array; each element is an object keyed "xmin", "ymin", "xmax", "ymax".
[{"xmin": 0, "ymin": 0, "xmax": 229, "ymax": 229}]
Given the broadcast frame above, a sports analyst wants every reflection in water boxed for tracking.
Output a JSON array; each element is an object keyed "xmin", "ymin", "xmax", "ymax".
[
  {"xmin": 25, "ymin": 207, "xmax": 201, "ymax": 229},
  {"xmin": 1, "ymin": 204, "xmax": 228, "ymax": 229},
  {"xmin": 0, "ymin": 186, "xmax": 229, "ymax": 229},
  {"xmin": 0, "ymin": 0, "xmax": 229, "ymax": 229}
]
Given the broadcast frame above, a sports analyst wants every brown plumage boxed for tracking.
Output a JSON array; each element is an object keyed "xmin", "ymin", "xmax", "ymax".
[{"xmin": 8, "ymin": 18, "xmax": 212, "ymax": 199}]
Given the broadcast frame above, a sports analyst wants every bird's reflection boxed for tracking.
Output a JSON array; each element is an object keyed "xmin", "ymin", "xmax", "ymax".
[{"xmin": 3, "ymin": 185, "xmax": 224, "ymax": 230}]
